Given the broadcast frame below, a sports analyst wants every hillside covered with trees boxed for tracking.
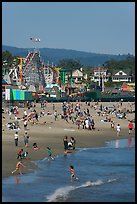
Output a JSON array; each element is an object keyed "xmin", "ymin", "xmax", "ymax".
[
  {"xmin": 2, "ymin": 46, "xmax": 135, "ymax": 82},
  {"xmin": 2, "ymin": 45, "xmax": 134, "ymax": 67}
]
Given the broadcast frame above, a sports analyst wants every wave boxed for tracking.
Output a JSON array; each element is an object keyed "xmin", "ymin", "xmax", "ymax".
[
  {"xmin": 76, "ymin": 146, "xmax": 107, "ymax": 152},
  {"xmin": 76, "ymin": 179, "xmax": 104, "ymax": 189},
  {"xmin": 107, "ymin": 178, "xmax": 117, "ymax": 183},
  {"xmin": 46, "ymin": 179, "xmax": 108, "ymax": 202},
  {"xmin": 46, "ymin": 185, "xmax": 75, "ymax": 202}
]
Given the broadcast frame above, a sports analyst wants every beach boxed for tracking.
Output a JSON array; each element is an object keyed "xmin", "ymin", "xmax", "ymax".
[{"xmin": 2, "ymin": 101, "xmax": 135, "ymax": 179}]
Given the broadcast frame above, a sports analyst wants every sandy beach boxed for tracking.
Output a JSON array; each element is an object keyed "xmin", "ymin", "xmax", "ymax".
[{"xmin": 2, "ymin": 101, "xmax": 135, "ymax": 179}]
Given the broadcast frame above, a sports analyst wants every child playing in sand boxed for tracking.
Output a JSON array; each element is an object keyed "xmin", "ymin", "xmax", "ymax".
[{"xmin": 12, "ymin": 161, "xmax": 26, "ymax": 175}]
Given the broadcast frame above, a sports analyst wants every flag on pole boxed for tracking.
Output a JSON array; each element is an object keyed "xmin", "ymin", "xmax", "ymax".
[{"xmin": 30, "ymin": 38, "xmax": 41, "ymax": 42}]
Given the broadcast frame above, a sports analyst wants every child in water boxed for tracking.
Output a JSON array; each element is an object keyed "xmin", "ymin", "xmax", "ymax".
[
  {"xmin": 70, "ymin": 165, "xmax": 79, "ymax": 181},
  {"xmin": 47, "ymin": 147, "xmax": 54, "ymax": 161},
  {"xmin": 12, "ymin": 161, "xmax": 26, "ymax": 175}
]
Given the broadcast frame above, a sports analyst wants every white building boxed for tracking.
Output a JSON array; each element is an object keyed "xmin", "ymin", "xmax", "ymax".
[
  {"xmin": 90, "ymin": 67, "xmax": 109, "ymax": 84},
  {"xmin": 112, "ymin": 70, "xmax": 132, "ymax": 82},
  {"xmin": 72, "ymin": 69, "xmax": 84, "ymax": 83}
]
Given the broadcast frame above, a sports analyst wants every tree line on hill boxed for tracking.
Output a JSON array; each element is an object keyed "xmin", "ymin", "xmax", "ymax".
[
  {"xmin": 2, "ymin": 45, "xmax": 134, "ymax": 66},
  {"xmin": 2, "ymin": 47, "xmax": 135, "ymax": 81}
]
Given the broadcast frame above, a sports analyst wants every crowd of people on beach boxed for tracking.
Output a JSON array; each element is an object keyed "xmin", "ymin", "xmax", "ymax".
[{"xmin": 2, "ymin": 100, "xmax": 135, "ymax": 178}]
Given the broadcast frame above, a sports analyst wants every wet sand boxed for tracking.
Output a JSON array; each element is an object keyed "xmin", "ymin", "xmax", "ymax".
[{"xmin": 2, "ymin": 101, "xmax": 135, "ymax": 178}]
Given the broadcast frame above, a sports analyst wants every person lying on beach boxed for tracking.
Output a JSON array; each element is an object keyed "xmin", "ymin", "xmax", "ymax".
[
  {"xmin": 32, "ymin": 143, "xmax": 40, "ymax": 150},
  {"xmin": 12, "ymin": 161, "xmax": 26, "ymax": 176}
]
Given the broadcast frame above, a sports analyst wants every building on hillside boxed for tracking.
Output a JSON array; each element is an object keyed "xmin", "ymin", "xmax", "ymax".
[
  {"xmin": 112, "ymin": 70, "xmax": 132, "ymax": 83},
  {"xmin": 90, "ymin": 67, "xmax": 110, "ymax": 84},
  {"xmin": 72, "ymin": 69, "xmax": 84, "ymax": 83}
]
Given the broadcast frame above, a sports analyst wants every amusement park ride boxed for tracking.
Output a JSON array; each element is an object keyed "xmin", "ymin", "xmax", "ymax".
[{"xmin": 3, "ymin": 38, "xmax": 73, "ymax": 94}]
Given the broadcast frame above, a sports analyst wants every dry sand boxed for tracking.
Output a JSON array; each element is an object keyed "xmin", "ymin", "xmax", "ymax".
[{"xmin": 2, "ymin": 101, "xmax": 135, "ymax": 179}]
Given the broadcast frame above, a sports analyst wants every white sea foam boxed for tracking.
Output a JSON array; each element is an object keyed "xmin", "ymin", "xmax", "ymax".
[
  {"xmin": 46, "ymin": 179, "xmax": 104, "ymax": 202},
  {"xmin": 46, "ymin": 185, "xmax": 75, "ymax": 202},
  {"xmin": 107, "ymin": 178, "xmax": 117, "ymax": 183},
  {"xmin": 76, "ymin": 179, "xmax": 104, "ymax": 189}
]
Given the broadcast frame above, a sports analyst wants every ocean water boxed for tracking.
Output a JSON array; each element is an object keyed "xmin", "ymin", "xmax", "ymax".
[{"xmin": 2, "ymin": 137, "xmax": 135, "ymax": 202}]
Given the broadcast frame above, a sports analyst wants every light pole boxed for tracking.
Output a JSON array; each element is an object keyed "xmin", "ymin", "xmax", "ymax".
[{"xmin": 98, "ymin": 66, "xmax": 101, "ymax": 87}]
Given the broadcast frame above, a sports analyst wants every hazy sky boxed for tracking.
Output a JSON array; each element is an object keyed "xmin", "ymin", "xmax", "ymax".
[{"xmin": 2, "ymin": 2, "xmax": 135, "ymax": 55}]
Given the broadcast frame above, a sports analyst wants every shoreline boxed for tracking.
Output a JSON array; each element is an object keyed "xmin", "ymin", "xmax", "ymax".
[
  {"xmin": 2, "ymin": 129, "xmax": 134, "ymax": 179},
  {"xmin": 2, "ymin": 102, "xmax": 135, "ymax": 179}
]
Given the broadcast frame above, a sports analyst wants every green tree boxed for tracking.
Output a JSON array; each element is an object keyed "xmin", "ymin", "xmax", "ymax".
[
  {"xmin": 57, "ymin": 59, "xmax": 82, "ymax": 70},
  {"xmin": 2, "ymin": 51, "xmax": 14, "ymax": 66},
  {"xmin": 104, "ymin": 56, "xmax": 135, "ymax": 76}
]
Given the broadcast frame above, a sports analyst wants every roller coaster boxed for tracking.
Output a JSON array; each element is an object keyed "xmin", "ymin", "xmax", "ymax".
[
  {"xmin": 4, "ymin": 47, "xmax": 74, "ymax": 93},
  {"xmin": 4, "ymin": 48, "xmax": 60, "ymax": 92}
]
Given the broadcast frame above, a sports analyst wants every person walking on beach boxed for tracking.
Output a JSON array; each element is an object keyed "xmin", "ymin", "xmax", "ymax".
[
  {"xmin": 47, "ymin": 147, "xmax": 54, "ymax": 160},
  {"xmin": 63, "ymin": 136, "xmax": 68, "ymax": 154},
  {"xmin": 128, "ymin": 120, "xmax": 133, "ymax": 134},
  {"xmin": 116, "ymin": 124, "xmax": 121, "ymax": 137},
  {"xmin": 12, "ymin": 161, "xmax": 26, "ymax": 175},
  {"xmin": 24, "ymin": 131, "xmax": 29, "ymax": 147},
  {"xmin": 17, "ymin": 149, "xmax": 23, "ymax": 159},
  {"xmin": 14, "ymin": 131, "xmax": 19, "ymax": 146},
  {"xmin": 54, "ymin": 110, "xmax": 58, "ymax": 121},
  {"xmin": 24, "ymin": 119, "xmax": 28, "ymax": 130},
  {"xmin": 111, "ymin": 121, "xmax": 115, "ymax": 130}
]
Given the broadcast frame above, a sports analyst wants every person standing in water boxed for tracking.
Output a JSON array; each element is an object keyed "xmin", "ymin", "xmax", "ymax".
[
  {"xmin": 116, "ymin": 124, "xmax": 121, "ymax": 137},
  {"xmin": 70, "ymin": 165, "xmax": 78, "ymax": 181},
  {"xmin": 128, "ymin": 120, "xmax": 133, "ymax": 135},
  {"xmin": 63, "ymin": 136, "xmax": 68, "ymax": 155},
  {"xmin": 47, "ymin": 147, "xmax": 54, "ymax": 160}
]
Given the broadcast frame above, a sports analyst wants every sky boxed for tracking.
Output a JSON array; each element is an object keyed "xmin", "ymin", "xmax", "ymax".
[{"xmin": 2, "ymin": 2, "xmax": 135, "ymax": 55}]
